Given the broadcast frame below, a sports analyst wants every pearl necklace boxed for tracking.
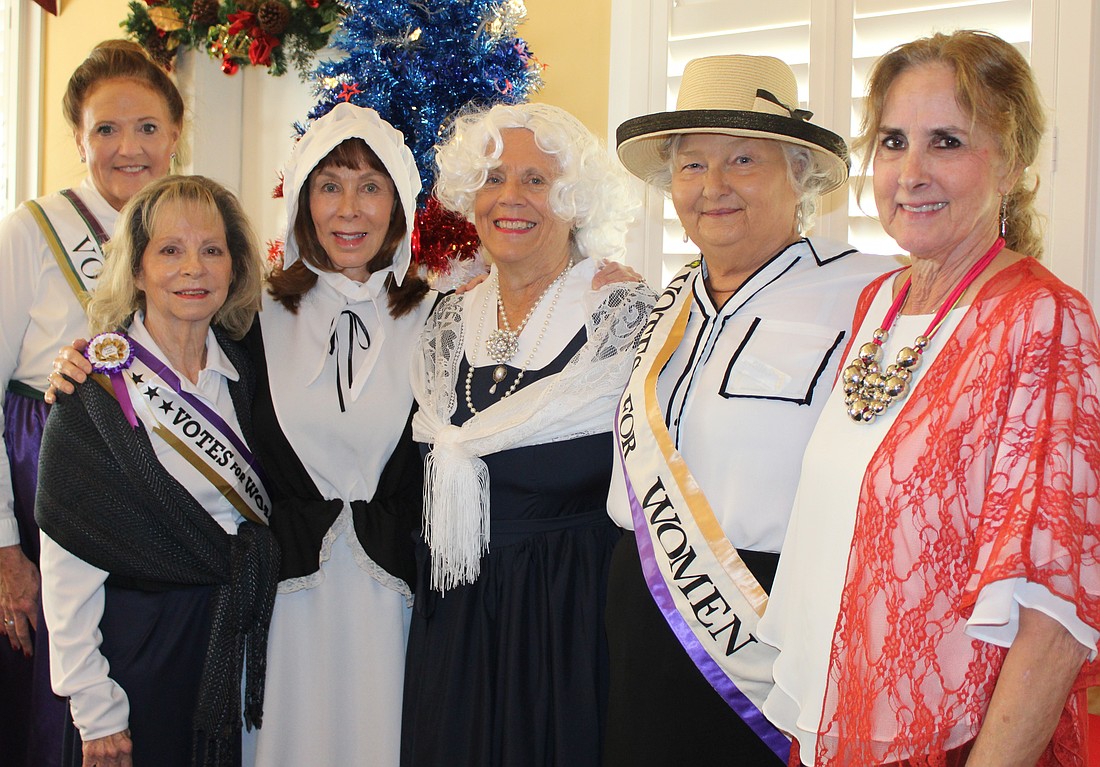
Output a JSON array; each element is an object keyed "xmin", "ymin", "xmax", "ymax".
[
  {"xmin": 485, "ymin": 268, "xmax": 561, "ymax": 367},
  {"xmin": 464, "ymin": 263, "xmax": 572, "ymax": 415},
  {"xmin": 842, "ymin": 237, "xmax": 1005, "ymax": 423}
]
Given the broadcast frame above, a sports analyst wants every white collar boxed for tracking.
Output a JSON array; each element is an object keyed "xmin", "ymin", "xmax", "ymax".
[{"xmin": 129, "ymin": 312, "xmax": 239, "ymax": 399}]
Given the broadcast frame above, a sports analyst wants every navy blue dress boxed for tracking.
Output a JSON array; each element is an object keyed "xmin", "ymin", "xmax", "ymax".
[
  {"xmin": 61, "ymin": 585, "xmax": 217, "ymax": 767},
  {"xmin": 402, "ymin": 330, "xmax": 619, "ymax": 767}
]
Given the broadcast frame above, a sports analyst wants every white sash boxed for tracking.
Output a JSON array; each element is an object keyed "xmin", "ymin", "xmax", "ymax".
[
  {"xmin": 24, "ymin": 189, "xmax": 108, "ymax": 307},
  {"xmin": 100, "ymin": 352, "xmax": 272, "ymax": 527},
  {"xmin": 615, "ymin": 261, "xmax": 789, "ymax": 758}
]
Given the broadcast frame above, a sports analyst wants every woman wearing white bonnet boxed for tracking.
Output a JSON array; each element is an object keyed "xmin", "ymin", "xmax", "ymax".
[
  {"xmin": 243, "ymin": 101, "xmax": 436, "ymax": 767},
  {"xmin": 43, "ymin": 101, "xmax": 437, "ymax": 766}
]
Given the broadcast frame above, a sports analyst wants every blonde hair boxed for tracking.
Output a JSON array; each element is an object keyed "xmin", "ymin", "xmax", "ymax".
[
  {"xmin": 89, "ymin": 175, "xmax": 263, "ymax": 339},
  {"xmin": 852, "ymin": 30, "xmax": 1046, "ymax": 257}
]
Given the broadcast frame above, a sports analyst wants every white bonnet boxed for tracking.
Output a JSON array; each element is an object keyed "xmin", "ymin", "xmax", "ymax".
[{"xmin": 281, "ymin": 103, "xmax": 422, "ymax": 284}]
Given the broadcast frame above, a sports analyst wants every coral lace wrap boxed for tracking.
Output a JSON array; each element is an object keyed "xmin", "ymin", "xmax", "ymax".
[{"xmin": 818, "ymin": 258, "xmax": 1100, "ymax": 766}]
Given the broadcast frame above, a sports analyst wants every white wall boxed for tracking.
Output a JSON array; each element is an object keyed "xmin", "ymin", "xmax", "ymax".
[{"xmin": 175, "ymin": 53, "xmax": 317, "ymax": 248}]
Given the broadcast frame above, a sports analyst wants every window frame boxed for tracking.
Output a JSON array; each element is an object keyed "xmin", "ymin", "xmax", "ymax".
[{"xmin": 1, "ymin": 0, "xmax": 43, "ymax": 216}]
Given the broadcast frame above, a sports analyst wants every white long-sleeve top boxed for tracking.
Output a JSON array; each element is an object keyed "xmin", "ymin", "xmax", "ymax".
[
  {"xmin": 0, "ymin": 178, "xmax": 116, "ymax": 547},
  {"xmin": 39, "ymin": 316, "xmax": 244, "ymax": 742},
  {"xmin": 258, "ymin": 266, "xmax": 436, "ymax": 590},
  {"xmin": 607, "ymin": 239, "xmax": 891, "ymax": 551}
]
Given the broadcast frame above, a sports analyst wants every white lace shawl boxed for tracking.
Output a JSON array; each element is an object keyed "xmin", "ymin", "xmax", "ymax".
[{"xmin": 411, "ymin": 281, "xmax": 656, "ymax": 591}]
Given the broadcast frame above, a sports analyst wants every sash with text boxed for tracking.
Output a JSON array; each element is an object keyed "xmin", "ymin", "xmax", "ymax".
[{"xmin": 615, "ymin": 262, "xmax": 789, "ymax": 761}]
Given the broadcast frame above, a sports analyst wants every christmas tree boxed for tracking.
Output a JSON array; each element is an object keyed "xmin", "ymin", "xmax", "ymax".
[{"xmin": 302, "ymin": 0, "xmax": 544, "ymax": 273}]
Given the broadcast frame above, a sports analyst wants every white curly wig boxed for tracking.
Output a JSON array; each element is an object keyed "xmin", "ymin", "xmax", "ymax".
[{"xmin": 434, "ymin": 102, "xmax": 639, "ymax": 262}]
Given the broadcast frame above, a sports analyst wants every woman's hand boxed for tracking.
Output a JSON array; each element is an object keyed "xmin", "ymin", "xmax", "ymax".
[
  {"xmin": 44, "ymin": 338, "xmax": 91, "ymax": 405},
  {"xmin": 592, "ymin": 260, "xmax": 644, "ymax": 289},
  {"xmin": 0, "ymin": 544, "xmax": 39, "ymax": 655},
  {"xmin": 965, "ymin": 606, "xmax": 1090, "ymax": 766},
  {"xmin": 454, "ymin": 272, "xmax": 488, "ymax": 295},
  {"xmin": 82, "ymin": 729, "xmax": 133, "ymax": 767}
]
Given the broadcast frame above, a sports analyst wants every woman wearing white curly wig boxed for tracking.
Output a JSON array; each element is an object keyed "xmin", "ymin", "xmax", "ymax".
[{"xmin": 402, "ymin": 102, "xmax": 656, "ymax": 767}]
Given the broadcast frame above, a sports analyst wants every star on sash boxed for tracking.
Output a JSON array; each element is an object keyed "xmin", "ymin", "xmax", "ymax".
[
  {"xmin": 158, "ymin": 400, "xmax": 174, "ymax": 415},
  {"xmin": 145, "ymin": 386, "xmax": 159, "ymax": 400},
  {"xmin": 130, "ymin": 372, "xmax": 144, "ymax": 385}
]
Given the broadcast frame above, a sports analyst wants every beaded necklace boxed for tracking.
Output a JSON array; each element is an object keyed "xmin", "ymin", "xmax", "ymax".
[
  {"xmin": 485, "ymin": 266, "xmax": 565, "ymax": 368},
  {"xmin": 842, "ymin": 237, "xmax": 1005, "ymax": 423},
  {"xmin": 464, "ymin": 262, "xmax": 572, "ymax": 415}
]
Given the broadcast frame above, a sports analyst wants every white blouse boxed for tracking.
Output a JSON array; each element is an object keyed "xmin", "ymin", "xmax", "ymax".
[
  {"xmin": 607, "ymin": 238, "xmax": 891, "ymax": 552},
  {"xmin": 463, "ymin": 257, "xmax": 600, "ymax": 370},
  {"xmin": 0, "ymin": 178, "xmax": 116, "ymax": 547},
  {"xmin": 257, "ymin": 266, "xmax": 436, "ymax": 591}
]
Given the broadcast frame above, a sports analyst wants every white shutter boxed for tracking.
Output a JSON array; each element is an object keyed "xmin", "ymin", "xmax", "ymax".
[
  {"xmin": 659, "ymin": 1, "xmax": 812, "ymax": 286},
  {"xmin": 848, "ymin": 0, "xmax": 1034, "ymax": 256}
]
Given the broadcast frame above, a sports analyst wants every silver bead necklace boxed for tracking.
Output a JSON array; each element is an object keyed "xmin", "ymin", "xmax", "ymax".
[{"xmin": 842, "ymin": 237, "xmax": 1004, "ymax": 423}]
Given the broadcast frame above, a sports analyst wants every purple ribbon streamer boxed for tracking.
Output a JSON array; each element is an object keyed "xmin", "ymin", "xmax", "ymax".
[
  {"xmin": 107, "ymin": 370, "xmax": 139, "ymax": 429},
  {"xmin": 618, "ymin": 419, "xmax": 791, "ymax": 763},
  {"xmin": 130, "ymin": 339, "xmax": 269, "ymax": 488}
]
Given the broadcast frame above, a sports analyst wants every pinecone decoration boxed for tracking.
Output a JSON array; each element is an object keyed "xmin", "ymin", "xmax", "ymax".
[
  {"xmin": 257, "ymin": 0, "xmax": 290, "ymax": 35},
  {"xmin": 191, "ymin": 0, "xmax": 219, "ymax": 25},
  {"xmin": 144, "ymin": 33, "xmax": 173, "ymax": 68}
]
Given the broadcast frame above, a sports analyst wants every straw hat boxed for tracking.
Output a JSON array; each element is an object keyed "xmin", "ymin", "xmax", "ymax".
[{"xmin": 616, "ymin": 55, "xmax": 849, "ymax": 193}]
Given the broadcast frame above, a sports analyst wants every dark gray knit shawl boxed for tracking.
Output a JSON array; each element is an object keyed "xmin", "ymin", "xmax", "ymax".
[{"xmin": 35, "ymin": 328, "xmax": 279, "ymax": 767}]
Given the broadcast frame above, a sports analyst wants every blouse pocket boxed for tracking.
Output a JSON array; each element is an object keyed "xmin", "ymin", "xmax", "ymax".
[{"xmin": 720, "ymin": 317, "xmax": 845, "ymax": 404}]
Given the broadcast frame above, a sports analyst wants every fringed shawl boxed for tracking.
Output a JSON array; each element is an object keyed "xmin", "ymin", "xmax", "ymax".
[{"xmin": 36, "ymin": 329, "xmax": 279, "ymax": 767}]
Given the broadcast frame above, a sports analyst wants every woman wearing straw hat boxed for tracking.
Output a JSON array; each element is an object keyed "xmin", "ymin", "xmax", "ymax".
[{"xmin": 604, "ymin": 55, "xmax": 889, "ymax": 765}]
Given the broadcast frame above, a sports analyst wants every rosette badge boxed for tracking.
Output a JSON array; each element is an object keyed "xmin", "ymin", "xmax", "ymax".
[{"xmin": 85, "ymin": 332, "xmax": 135, "ymax": 373}]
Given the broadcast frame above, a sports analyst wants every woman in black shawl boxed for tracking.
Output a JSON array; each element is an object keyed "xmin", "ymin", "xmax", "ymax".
[{"xmin": 35, "ymin": 175, "xmax": 278, "ymax": 767}]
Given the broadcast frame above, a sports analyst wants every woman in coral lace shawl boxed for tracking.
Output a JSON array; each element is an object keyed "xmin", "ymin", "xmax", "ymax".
[{"xmin": 758, "ymin": 30, "xmax": 1100, "ymax": 767}]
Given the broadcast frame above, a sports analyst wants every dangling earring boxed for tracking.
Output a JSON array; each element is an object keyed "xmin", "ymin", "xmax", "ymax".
[
  {"xmin": 79, "ymin": 155, "xmax": 86, "ymax": 164},
  {"xmin": 170, "ymin": 152, "xmax": 177, "ymax": 162},
  {"xmin": 682, "ymin": 229, "xmax": 689, "ymax": 244},
  {"xmin": 999, "ymin": 194, "xmax": 1008, "ymax": 238}
]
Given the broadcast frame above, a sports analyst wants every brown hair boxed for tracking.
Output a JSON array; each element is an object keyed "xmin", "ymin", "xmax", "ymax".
[
  {"xmin": 852, "ymin": 30, "xmax": 1046, "ymax": 258},
  {"xmin": 89, "ymin": 175, "xmax": 263, "ymax": 339},
  {"xmin": 63, "ymin": 40, "xmax": 185, "ymax": 132},
  {"xmin": 267, "ymin": 138, "xmax": 428, "ymax": 317}
]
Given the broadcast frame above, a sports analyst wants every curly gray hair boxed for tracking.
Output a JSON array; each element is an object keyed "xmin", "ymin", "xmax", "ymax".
[{"xmin": 434, "ymin": 103, "xmax": 640, "ymax": 261}]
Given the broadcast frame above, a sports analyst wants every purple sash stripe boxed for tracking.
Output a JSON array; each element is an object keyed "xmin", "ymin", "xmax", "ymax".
[
  {"xmin": 130, "ymin": 339, "xmax": 269, "ymax": 487},
  {"xmin": 619, "ymin": 431, "xmax": 791, "ymax": 763},
  {"xmin": 59, "ymin": 189, "xmax": 110, "ymax": 247}
]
